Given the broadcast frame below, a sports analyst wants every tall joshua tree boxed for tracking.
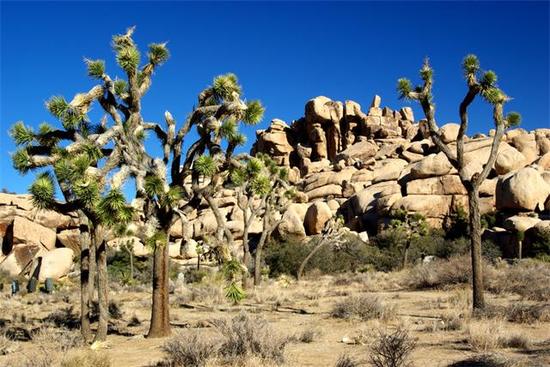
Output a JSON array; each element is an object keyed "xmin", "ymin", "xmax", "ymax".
[
  {"xmin": 10, "ymin": 87, "xmax": 133, "ymax": 342},
  {"xmin": 229, "ymin": 153, "xmax": 293, "ymax": 288},
  {"xmin": 397, "ymin": 56, "xmax": 521, "ymax": 310}
]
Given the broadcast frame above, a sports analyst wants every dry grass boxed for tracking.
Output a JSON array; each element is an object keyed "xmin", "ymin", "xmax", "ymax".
[
  {"xmin": 488, "ymin": 260, "xmax": 550, "ymax": 302},
  {"xmin": 503, "ymin": 303, "xmax": 550, "ymax": 324},
  {"xmin": 447, "ymin": 353, "xmax": 528, "ymax": 367},
  {"xmin": 331, "ymin": 295, "xmax": 396, "ymax": 321},
  {"xmin": 0, "ymin": 334, "xmax": 17, "ymax": 356},
  {"xmin": 334, "ymin": 354, "xmax": 358, "ymax": 367},
  {"xmin": 31, "ymin": 326, "xmax": 83, "ymax": 352},
  {"xmin": 404, "ymin": 255, "xmax": 473, "ymax": 290},
  {"xmin": 294, "ymin": 327, "xmax": 320, "ymax": 343},
  {"xmin": 466, "ymin": 319, "xmax": 506, "ymax": 352},
  {"xmin": 60, "ymin": 349, "xmax": 111, "ymax": 367}
]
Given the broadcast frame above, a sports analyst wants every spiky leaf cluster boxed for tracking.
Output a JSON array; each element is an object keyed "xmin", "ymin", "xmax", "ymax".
[
  {"xmin": 506, "ymin": 112, "xmax": 521, "ymax": 127},
  {"xmin": 243, "ymin": 100, "xmax": 264, "ymax": 125},
  {"xmin": 10, "ymin": 122, "xmax": 35, "ymax": 145},
  {"xmin": 29, "ymin": 172, "xmax": 56, "ymax": 209},
  {"xmin": 148, "ymin": 43, "xmax": 169, "ymax": 65},
  {"xmin": 194, "ymin": 155, "xmax": 218, "ymax": 177},
  {"xmin": 250, "ymin": 175, "xmax": 271, "ymax": 196},
  {"xmin": 46, "ymin": 96, "xmax": 84, "ymax": 129},
  {"xmin": 116, "ymin": 47, "xmax": 140, "ymax": 73},
  {"xmin": 85, "ymin": 59, "xmax": 105, "ymax": 79},
  {"xmin": 225, "ymin": 282, "xmax": 246, "ymax": 304},
  {"xmin": 97, "ymin": 188, "xmax": 134, "ymax": 226},
  {"xmin": 114, "ymin": 79, "xmax": 127, "ymax": 96},
  {"xmin": 397, "ymin": 78, "xmax": 413, "ymax": 100},
  {"xmin": 212, "ymin": 73, "xmax": 241, "ymax": 102},
  {"xmin": 12, "ymin": 149, "xmax": 32, "ymax": 173},
  {"xmin": 462, "ymin": 54, "xmax": 480, "ymax": 76}
]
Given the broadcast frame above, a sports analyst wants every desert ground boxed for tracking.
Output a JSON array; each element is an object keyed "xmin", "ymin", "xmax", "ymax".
[{"xmin": 1, "ymin": 257, "xmax": 549, "ymax": 367}]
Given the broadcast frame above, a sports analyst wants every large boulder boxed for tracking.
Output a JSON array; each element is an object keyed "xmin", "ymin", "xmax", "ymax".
[
  {"xmin": 34, "ymin": 248, "xmax": 74, "ymax": 281},
  {"xmin": 303, "ymin": 168, "xmax": 355, "ymax": 192},
  {"xmin": 304, "ymin": 202, "xmax": 332, "ymax": 235},
  {"xmin": 392, "ymin": 195, "xmax": 451, "ymax": 218},
  {"xmin": 56, "ymin": 229, "xmax": 80, "ymax": 252},
  {"xmin": 12, "ymin": 216, "xmax": 57, "ymax": 250},
  {"xmin": 440, "ymin": 123, "xmax": 460, "ymax": 143},
  {"xmin": 496, "ymin": 167, "xmax": 550, "ymax": 211},
  {"xmin": 406, "ymin": 175, "xmax": 466, "ymax": 195},
  {"xmin": 0, "ymin": 244, "xmax": 40, "ymax": 277},
  {"xmin": 371, "ymin": 159, "xmax": 408, "ymax": 183},
  {"xmin": 277, "ymin": 209, "xmax": 307, "ymax": 241},
  {"xmin": 503, "ymin": 215, "xmax": 541, "ymax": 233},
  {"xmin": 409, "ymin": 153, "xmax": 453, "ymax": 179},
  {"xmin": 335, "ymin": 140, "xmax": 378, "ymax": 162},
  {"xmin": 306, "ymin": 184, "xmax": 342, "ymax": 200},
  {"xmin": 495, "ymin": 145, "xmax": 527, "ymax": 175}
]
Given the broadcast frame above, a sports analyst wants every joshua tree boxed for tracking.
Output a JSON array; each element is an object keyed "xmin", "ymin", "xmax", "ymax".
[
  {"xmin": 297, "ymin": 217, "xmax": 347, "ymax": 281},
  {"xmin": 10, "ymin": 90, "xmax": 133, "ymax": 342},
  {"xmin": 229, "ymin": 153, "xmax": 292, "ymax": 288},
  {"xmin": 387, "ymin": 210, "xmax": 428, "ymax": 269},
  {"xmin": 71, "ymin": 27, "xmax": 264, "ymax": 337},
  {"xmin": 397, "ymin": 55, "xmax": 521, "ymax": 310}
]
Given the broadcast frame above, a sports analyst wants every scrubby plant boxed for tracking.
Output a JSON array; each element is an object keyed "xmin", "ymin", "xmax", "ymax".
[
  {"xmin": 59, "ymin": 350, "xmax": 111, "ymax": 367},
  {"xmin": 335, "ymin": 355, "xmax": 359, "ymax": 367},
  {"xmin": 398, "ymin": 55, "xmax": 520, "ymax": 310},
  {"xmin": 466, "ymin": 319, "xmax": 505, "ymax": 352},
  {"xmin": 331, "ymin": 295, "xmax": 396, "ymax": 321},
  {"xmin": 162, "ymin": 331, "xmax": 218, "ymax": 367},
  {"xmin": 447, "ymin": 353, "xmax": 522, "ymax": 367},
  {"xmin": 369, "ymin": 326, "xmax": 416, "ymax": 367},
  {"xmin": 213, "ymin": 312, "xmax": 288, "ymax": 364},
  {"xmin": 222, "ymin": 260, "xmax": 246, "ymax": 304}
]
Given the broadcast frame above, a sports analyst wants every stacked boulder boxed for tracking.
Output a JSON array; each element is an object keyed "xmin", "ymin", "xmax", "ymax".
[
  {"xmin": 254, "ymin": 96, "xmax": 550, "ymax": 256},
  {"xmin": 0, "ymin": 194, "xmax": 77, "ymax": 280}
]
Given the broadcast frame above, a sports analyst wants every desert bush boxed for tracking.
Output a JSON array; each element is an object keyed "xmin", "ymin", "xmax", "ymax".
[
  {"xmin": 265, "ymin": 236, "xmax": 376, "ymax": 277},
  {"xmin": 91, "ymin": 300, "xmax": 123, "ymax": 320},
  {"xmin": 184, "ymin": 268, "xmax": 209, "ymax": 284},
  {"xmin": 60, "ymin": 349, "xmax": 111, "ymax": 367},
  {"xmin": 335, "ymin": 354, "xmax": 359, "ymax": 367},
  {"xmin": 213, "ymin": 312, "xmax": 288, "ymax": 364},
  {"xmin": 466, "ymin": 320, "xmax": 505, "ymax": 352},
  {"xmin": 295, "ymin": 327, "xmax": 320, "ymax": 343},
  {"xmin": 107, "ymin": 247, "xmax": 150, "ymax": 285},
  {"xmin": 331, "ymin": 295, "xmax": 396, "ymax": 321},
  {"xmin": 162, "ymin": 331, "xmax": 217, "ymax": 367},
  {"xmin": 6, "ymin": 346, "xmax": 56, "ymax": 367},
  {"xmin": 369, "ymin": 326, "xmax": 416, "ymax": 367},
  {"xmin": 44, "ymin": 306, "xmax": 80, "ymax": 329},
  {"xmin": 32, "ymin": 326, "xmax": 83, "ymax": 352},
  {"xmin": 447, "ymin": 353, "xmax": 523, "ymax": 367},
  {"xmin": 524, "ymin": 226, "xmax": 550, "ymax": 258},
  {"xmin": 501, "ymin": 333, "xmax": 530, "ymax": 349},
  {"xmin": 488, "ymin": 259, "xmax": 550, "ymax": 301},
  {"xmin": 0, "ymin": 333, "xmax": 17, "ymax": 355},
  {"xmin": 404, "ymin": 255, "xmax": 474, "ymax": 289},
  {"xmin": 503, "ymin": 302, "xmax": 550, "ymax": 324}
]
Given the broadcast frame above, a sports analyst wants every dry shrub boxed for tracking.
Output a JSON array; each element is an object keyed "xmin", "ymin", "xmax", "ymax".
[
  {"xmin": 162, "ymin": 331, "xmax": 217, "ymax": 367},
  {"xmin": 369, "ymin": 326, "xmax": 416, "ymax": 367},
  {"xmin": 331, "ymin": 295, "xmax": 396, "ymax": 321},
  {"xmin": 214, "ymin": 312, "xmax": 288, "ymax": 365},
  {"xmin": 5, "ymin": 346, "xmax": 57, "ymax": 367},
  {"xmin": 404, "ymin": 255, "xmax": 474, "ymax": 289},
  {"xmin": 44, "ymin": 306, "xmax": 80, "ymax": 329},
  {"xmin": 466, "ymin": 319, "xmax": 506, "ymax": 352},
  {"xmin": 32, "ymin": 326, "xmax": 83, "ymax": 352},
  {"xmin": 504, "ymin": 302, "xmax": 550, "ymax": 324},
  {"xmin": 295, "ymin": 327, "xmax": 320, "ymax": 343},
  {"xmin": 0, "ymin": 333, "xmax": 18, "ymax": 355},
  {"xmin": 180, "ymin": 280, "xmax": 226, "ymax": 306},
  {"xmin": 335, "ymin": 354, "xmax": 359, "ymax": 367},
  {"xmin": 501, "ymin": 333, "xmax": 531, "ymax": 350},
  {"xmin": 488, "ymin": 260, "xmax": 550, "ymax": 301},
  {"xmin": 447, "ymin": 353, "xmax": 526, "ymax": 367},
  {"xmin": 60, "ymin": 349, "xmax": 111, "ymax": 367}
]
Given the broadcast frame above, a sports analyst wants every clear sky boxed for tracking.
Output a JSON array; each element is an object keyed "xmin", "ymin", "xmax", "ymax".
[{"xmin": 1, "ymin": 1, "xmax": 549, "ymax": 195}]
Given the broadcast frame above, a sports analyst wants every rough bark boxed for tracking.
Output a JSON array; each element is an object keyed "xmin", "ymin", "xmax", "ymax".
[
  {"xmin": 468, "ymin": 187, "xmax": 485, "ymax": 310},
  {"xmin": 147, "ymin": 242, "xmax": 171, "ymax": 338},
  {"xmin": 79, "ymin": 215, "xmax": 92, "ymax": 342},
  {"xmin": 297, "ymin": 238, "xmax": 328, "ymax": 281},
  {"xmin": 95, "ymin": 237, "xmax": 108, "ymax": 342}
]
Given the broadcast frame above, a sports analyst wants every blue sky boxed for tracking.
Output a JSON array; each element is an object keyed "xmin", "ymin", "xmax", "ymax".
[{"xmin": 1, "ymin": 1, "xmax": 549, "ymax": 195}]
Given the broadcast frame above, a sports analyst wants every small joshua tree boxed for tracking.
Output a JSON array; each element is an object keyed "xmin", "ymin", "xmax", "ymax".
[
  {"xmin": 297, "ymin": 217, "xmax": 347, "ymax": 281},
  {"xmin": 10, "ymin": 83, "xmax": 134, "ymax": 342},
  {"xmin": 388, "ymin": 209, "xmax": 428, "ymax": 269},
  {"xmin": 397, "ymin": 55, "xmax": 521, "ymax": 310},
  {"xmin": 229, "ymin": 153, "xmax": 293, "ymax": 287}
]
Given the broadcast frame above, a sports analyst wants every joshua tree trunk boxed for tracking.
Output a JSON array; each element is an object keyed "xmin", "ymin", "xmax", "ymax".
[
  {"xmin": 468, "ymin": 187, "xmax": 485, "ymax": 310},
  {"xmin": 254, "ymin": 223, "xmax": 269, "ymax": 286},
  {"xmin": 402, "ymin": 239, "xmax": 411, "ymax": 269},
  {"xmin": 297, "ymin": 238, "xmax": 328, "ymax": 281},
  {"xmin": 147, "ymin": 242, "xmax": 171, "ymax": 338},
  {"xmin": 242, "ymin": 223, "xmax": 251, "ymax": 289},
  {"xmin": 95, "ymin": 237, "xmax": 108, "ymax": 342},
  {"xmin": 79, "ymin": 215, "xmax": 92, "ymax": 342}
]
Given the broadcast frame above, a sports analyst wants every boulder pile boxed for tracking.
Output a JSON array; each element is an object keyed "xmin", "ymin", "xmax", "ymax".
[{"xmin": 2, "ymin": 95, "xmax": 549, "ymax": 279}]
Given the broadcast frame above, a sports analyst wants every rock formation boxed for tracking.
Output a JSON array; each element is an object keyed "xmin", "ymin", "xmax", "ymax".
[{"xmin": 2, "ymin": 95, "xmax": 549, "ymax": 279}]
